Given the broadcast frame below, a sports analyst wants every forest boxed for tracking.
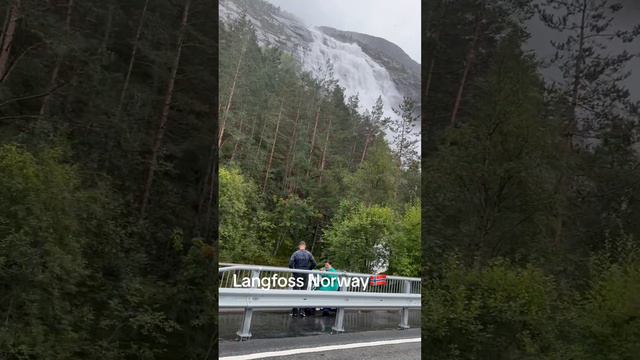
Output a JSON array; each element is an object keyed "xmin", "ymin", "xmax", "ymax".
[
  {"xmin": 0, "ymin": 0, "xmax": 217, "ymax": 358},
  {"xmin": 424, "ymin": 0, "xmax": 640, "ymax": 358},
  {"xmin": 218, "ymin": 15, "xmax": 421, "ymax": 276}
]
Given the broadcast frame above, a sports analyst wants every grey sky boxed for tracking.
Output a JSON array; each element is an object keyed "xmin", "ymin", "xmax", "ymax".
[
  {"xmin": 525, "ymin": 0, "xmax": 640, "ymax": 100},
  {"xmin": 264, "ymin": 0, "xmax": 421, "ymax": 63}
]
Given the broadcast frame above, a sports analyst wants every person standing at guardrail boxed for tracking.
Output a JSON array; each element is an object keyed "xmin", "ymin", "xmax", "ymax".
[
  {"xmin": 318, "ymin": 261, "xmax": 339, "ymax": 316},
  {"xmin": 288, "ymin": 241, "xmax": 317, "ymax": 317}
]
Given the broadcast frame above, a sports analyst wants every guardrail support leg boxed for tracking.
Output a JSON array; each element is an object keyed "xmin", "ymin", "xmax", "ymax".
[
  {"xmin": 332, "ymin": 307, "xmax": 345, "ymax": 333},
  {"xmin": 237, "ymin": 308, "xmax": 254, "ymax": 340},
  {"xmin": 332, "ymin": 280, "xmax": 346, "ymax": 333},
  {"xmin": 399, "ymin": 280, "xmax": 410, "ymax": 329},
  {"xmin": 236, "ymin": 270, "xmax": 260, "ymax": 340}
]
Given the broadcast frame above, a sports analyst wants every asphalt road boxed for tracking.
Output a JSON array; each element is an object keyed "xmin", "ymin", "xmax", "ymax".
[
  {"xmin": 259, "ymin": 342, "xmax": 421, "ymax": 360},
  {"xmin": 219, "ymin": 328, "xmax": 421, "ymax": 360}
]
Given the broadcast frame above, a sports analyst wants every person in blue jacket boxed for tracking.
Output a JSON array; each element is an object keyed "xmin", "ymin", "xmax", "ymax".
[{"xmin": 288, "ymin": 241, "xmax": 316, "ymax": 317}]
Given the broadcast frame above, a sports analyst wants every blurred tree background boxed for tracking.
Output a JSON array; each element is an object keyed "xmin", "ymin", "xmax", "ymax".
[
  {"xmin": 0, "ymin": 0, "xmax": 216, "ymax": 358},
  {"xmin": 423, "ymin": 0, "xmax": 640, "ymax": 358}
]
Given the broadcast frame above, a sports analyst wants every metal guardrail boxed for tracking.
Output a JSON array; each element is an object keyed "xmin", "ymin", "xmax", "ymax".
[{"xmin": 219, "ymin": 263, "xmax": 421, "ymax": 340}]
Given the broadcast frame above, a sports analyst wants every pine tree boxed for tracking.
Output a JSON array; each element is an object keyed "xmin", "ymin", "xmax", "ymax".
[
  {"xmin": 537, "ymin": 0, "xmax": 640, "ymax": 245},
  {"xmin": 425, "ymin": 29, "xmax": 561, "ymax": 265},
  {"xmin": 390, "ymin": 97, "xmax": 420, "ymax": 167}
]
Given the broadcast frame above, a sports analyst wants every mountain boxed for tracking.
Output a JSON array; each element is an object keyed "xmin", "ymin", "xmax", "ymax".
[{"xmin": 219, "ymin": 0, "xmax": 421, "ymax": 121}]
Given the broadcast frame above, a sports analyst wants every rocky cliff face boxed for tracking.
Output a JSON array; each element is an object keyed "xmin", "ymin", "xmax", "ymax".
[
  {"xmin": 219, "ymin": 0, "xmax": 311, "ymax": 56},
  {"xmin": 219, "ymin": 0, "xmax": 421, "ymax": 119}
]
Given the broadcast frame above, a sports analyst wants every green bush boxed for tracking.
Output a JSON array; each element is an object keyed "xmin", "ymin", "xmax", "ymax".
[
  {"xmin": 569, "ymin": 258, "xmax": 640, "ymax": 359},
  {"xmin": 423, "ymin": 258, "xmax": 564, "ymax": 360}
]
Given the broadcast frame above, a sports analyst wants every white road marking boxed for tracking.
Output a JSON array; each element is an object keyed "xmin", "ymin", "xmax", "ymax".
[{"xmin": 219, "ymin": 337, "xmax": 421, "ymax": 360}]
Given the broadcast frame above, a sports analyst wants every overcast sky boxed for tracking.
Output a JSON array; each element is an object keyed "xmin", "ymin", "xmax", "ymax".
[
  {"xmin": 264, "ymin": 0, "xmax": 421, "ymax": 63},
  {"xmin": 525, "ymin": 0, "xmax": 640, "ymax": 100}
]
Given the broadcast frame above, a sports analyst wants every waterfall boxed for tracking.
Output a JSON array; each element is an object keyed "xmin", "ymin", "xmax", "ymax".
[{"xmin": 301, "ymin": 28, "xmax": 403, "ymax": 121}]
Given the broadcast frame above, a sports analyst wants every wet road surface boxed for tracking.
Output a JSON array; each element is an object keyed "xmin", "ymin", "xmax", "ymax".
[{"xmin": 219, "ymin": 328, "xmax": 421, "ymax": 360}]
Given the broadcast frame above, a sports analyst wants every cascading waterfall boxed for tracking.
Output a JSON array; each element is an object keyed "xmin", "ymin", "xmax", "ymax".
[{"xmin": 301, "ymin": 28, "xmax": 403, "ymax": 122}]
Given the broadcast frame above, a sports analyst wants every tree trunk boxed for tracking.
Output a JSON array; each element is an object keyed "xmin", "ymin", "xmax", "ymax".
[
  {"xmin": 229, "ymin": 114, "xmax": 245, "ymax": 163},
  {"xmin": 102, "ymin": 0, "xmax": 146, "ymax": 171},
  {"xmin": 248, "ymin": 115, "xmax": 257, "ymax": 143},
  {"xmin": 139, "ymin": 0, "xmax": 191, "ymax": 218},
  {"xmin": 350, "ymin": 140, "xmax": 357, "ymax": 168},
  {"xmin": 360, "ymin": 129, "xmax": 373, "ymax": 165},
  {"xmin": 218, "ymin": 33, "xmax": 249, "ymax": 150},
  {"xmin": 272, "ymin": 232, "xmax": 285, "ymax": 256},
  {"xmin": 424, "ymin": 57, "xmax": 435, "ymax": 114},
  {"xmin": 195, "ymin": 102, "xmax": 217, "ymax": 239},
  {"xmin": 0, "ymin": 5, "xmax": 11, "ymax": 47},
  {"xmin": 450, "ymin": 13, "xmax": 481, "ymax": 128},
  {"xmin": 306, "ymin": 108, "xmax": 320, "ymax": 178},
  {"xmin": 283, "ymin": 98, "xmax": 301, "ymax": 191},
  {"xmin": 423, "ymin": 0, "xmax": 441, "ymax": 126},
  {"xmin": 116, "ymin": 0, "xmax": 149, "ymax": 116},
  {"xmin": 262, "ymin": 98, "xmax": 284, "ymax": 193},
  {"xmin": 398, "ymin": 116, "xmax": 407, "ymax": 166},
  {"xmin": 0, "ymin": 0, "xmax": 20, "ymax": 81},
  {"xmin": 196, "ymin": 141, "xmax": 215, "ymax": 235},
  {"xmin": 256, "ymin": 118, "xmax": 267, "ymax": 152},
  {"xmin": 568, "ymin": 0, "xmax": 587, "ymax": 147},
  {"xmin": 553, "ymin": 0, "xmax": 588, "ymax": 246},
  {"xmin": 310, "ymin": 222, "xmax": 320, "ymax": 253},
  {"xmin": 318, "ymin": 116, "xmax": 332, "ymax": 185},
  {"xmin": 203, "ymin": 142, "xmax": 216, "ymax": 242},
  {"xmin": 309, "ymin": 107, "xmax": 320, "ymax": 153},
  {"xmin": 39, "ymin": 0, "xmax": 74, "ymax": 116}
]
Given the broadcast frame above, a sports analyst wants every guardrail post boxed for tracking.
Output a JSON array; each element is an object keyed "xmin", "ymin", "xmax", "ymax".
[
  {"xmin": 306, "ymin": 272, "xmax": 313, "ymax": 290},
  {"xmin": 332, "ymin": 307, "xmax": 345, "ymax": 333},
  {"xmin": 237, "ymin": 270, "xmax": 260, "ymax": 340},
  {"xmin": 399, "ymin": 280, "xmax": 410, "ymax": 329},
  {"xmin": 331, "ymin": 276, "xmax": 347, "ymax": 334}
]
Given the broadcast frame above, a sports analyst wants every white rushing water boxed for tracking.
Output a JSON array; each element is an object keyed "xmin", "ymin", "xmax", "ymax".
[{"xmin": 300, "ymin": 28, "xmax": 403, "ymax": 121}]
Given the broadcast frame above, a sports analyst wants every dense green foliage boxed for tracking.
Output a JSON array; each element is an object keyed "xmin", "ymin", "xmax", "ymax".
[
  {"xmin": 0, "ymin": 0, "xmax": 216, "ymax": 358},
  {"xmin": 218, "ymin": 15, "xmax": 421, "ymax": 274},
  {"xmin": 423, "ymin": 259, "xmax": 563, "ymax": 359},
  {"xmin": 323, "ymin": 202, "xmax": 395, "ymax": 273},
  {"xmin": 424, "ymin": 0, "xmax": 640, "ymax": 357}
]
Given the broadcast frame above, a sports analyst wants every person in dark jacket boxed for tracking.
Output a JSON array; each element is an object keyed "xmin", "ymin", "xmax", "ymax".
[{"xmin": 288, "ymin": 241, "xmax": 316, "ymax": 317}]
